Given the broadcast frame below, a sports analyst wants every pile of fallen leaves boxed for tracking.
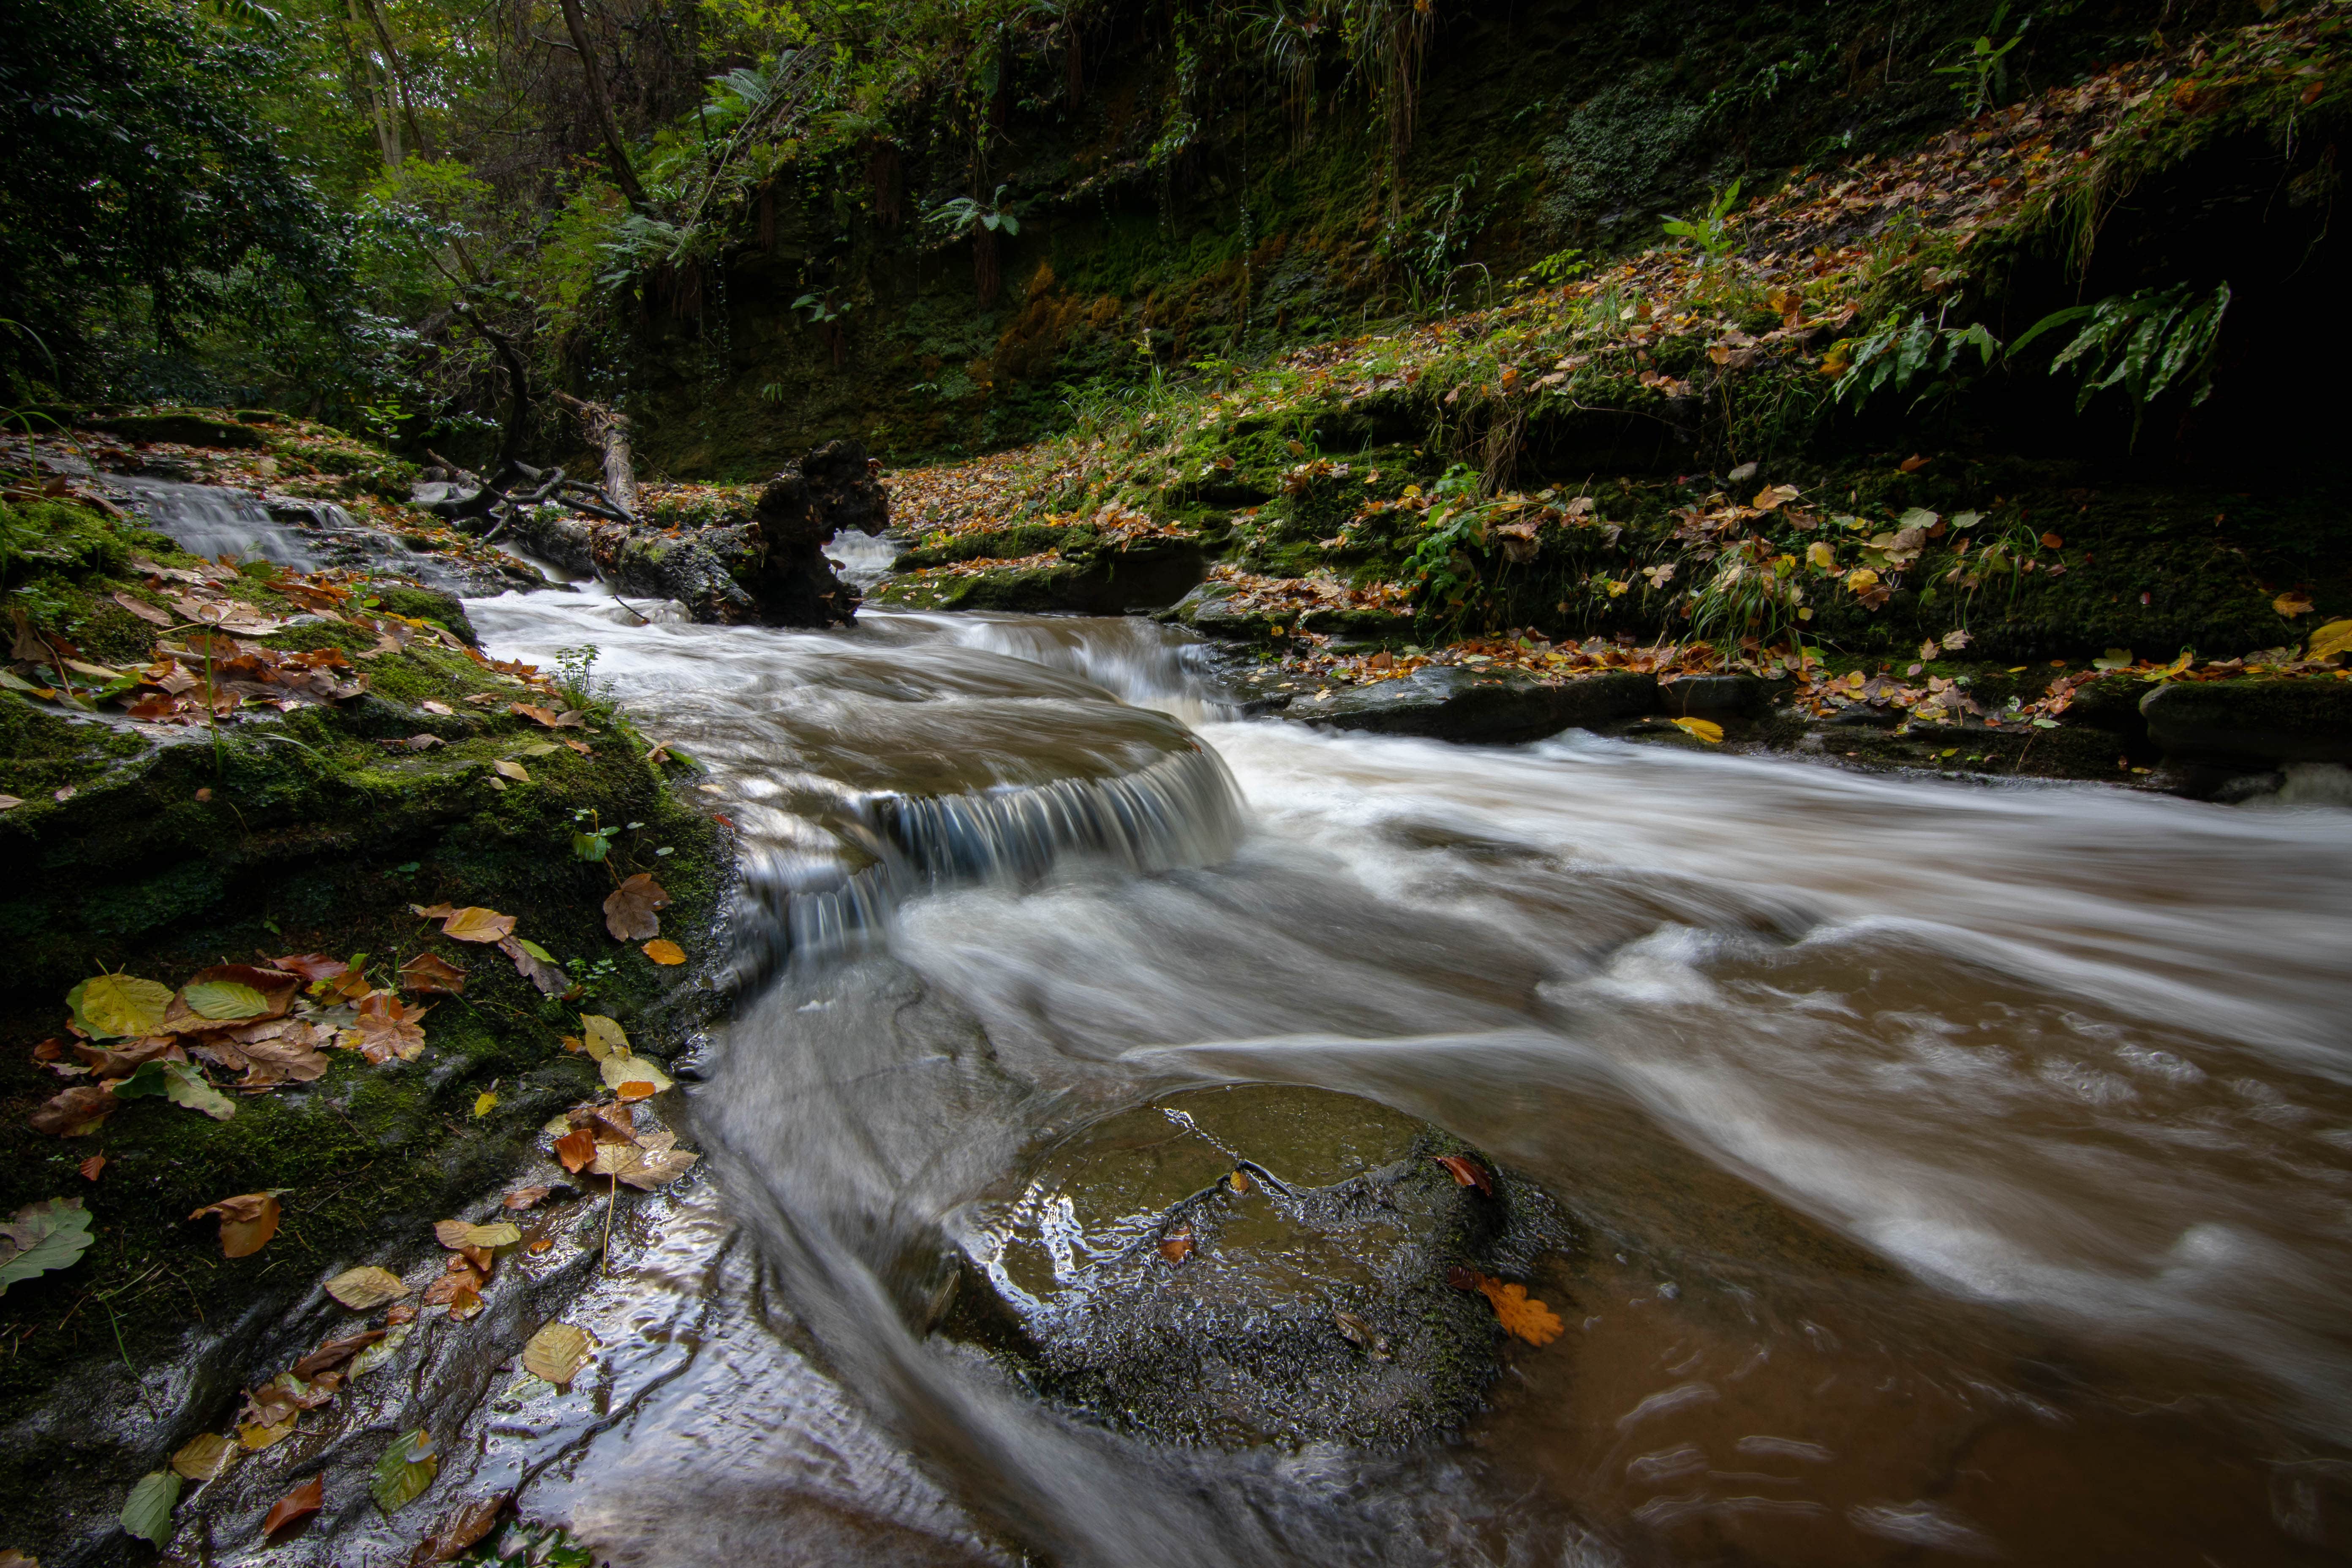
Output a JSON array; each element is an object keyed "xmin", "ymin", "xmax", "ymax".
[{"xmin": 1201, "ymin": 562, "xmax": 1416, "ymax": 629}]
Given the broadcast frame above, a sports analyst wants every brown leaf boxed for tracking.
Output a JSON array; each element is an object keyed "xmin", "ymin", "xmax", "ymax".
[
  {"xmin": 432, "ymin": 1219, "xmax": 521, "ymax": 1250},
  {"xmin": 190, "ymin": 1192, "xmax": 281, "ymax": 1258},
  {"xmin": 337, "ymin": 991, "xmax": 430, "ymax": 1062},
  {"xmin": 501, "ymin": 1186, "xmax": 551, "ymax": 1211},
  {"xmin": 602, "ymin": 873, "xmax": 671, "ymax": 942},
  {"xmin": 259, "ymin": 952, "xmax": 348, "ymax": 982},
  {"xmin": 291, "ymin": 1330, "xmax": 385, "ymax": 1380},
  {"xmin": 113, "ymin": 591, "xmax": 176, "ymax": 627},
  {"xmin": 1897, "ymin": 454, "xmax": 1930, "ymax": 473},
  {"xmin": 522, "ymin": 1323, "xmax": 592, "ymax": 1387},
  {"xmin": 422, "ymin": 1263, "xmax": 482, "ymax": 1307},
  {"xmin": 324, "ymin": 1265, "xmax": 412, "ymax": 1309},
  {"xmin": 553, "ymin": 1127, "xmax": 597, "ymax": 1173},
  {"xmin": 79, "ymin": 1154, "xmax": 106, "ymax": 1181},
  {"xmin": 398, "ymin": 953, "xmax": 467, "ymax": 995},
  {"xmin": 31, "ymin": 1084, "xmax": 117, "ymax": 1137},
  {"xmin": 495, "ymin": 936, "xmax": 567, "ymax": 996},
  {"xmin": 1432, "ymin": 1154, "xmax": 1493, "ymax": 1196},
  {"xmin": 508, "ymin": 702, "xmax": 585, "ymax": 729},
  {"xmin": 262, "ymin": 1476, "xmax": 324, "ymax": 1538},
  {"xmin": 492, "ymin": 759, "xmax": 530, "ymax": 782},
  {"xmin": 1159, "ymin": 1223, "xmax": 1194, "ymax": 1263},
  {"xmin": 419, "ymin": 1496, "xmax": 510, "ymax": 1563}
]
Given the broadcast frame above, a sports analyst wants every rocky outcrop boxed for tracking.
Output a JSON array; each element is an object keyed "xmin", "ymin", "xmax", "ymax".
[{"xmin": 736, "ymin": 439, "xmax": 892, "ymax": 626}]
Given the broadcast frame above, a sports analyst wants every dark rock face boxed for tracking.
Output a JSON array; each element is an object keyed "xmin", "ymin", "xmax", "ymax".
[
  {"xmin": 891, "ymin": 538, "xmax": 1208, "ymax": 615},
  {"xmin": 1659, "ymin": 672, "xmax": 1768, "ymax": 719},
  {"xmin": 1281, "ymin": 667, "xmax": 1657, "ymax": 744},
  {"xmin": 943, "ymin": 1086, "xmax": 1571, "ymax": 1451},
  {"xmin": 2140, "ymin": 679, "xmax": 2352, "ymax": 768},
  {"xmin": 744, "ymin": 439, "xmax": 890, "ymax": 627}
]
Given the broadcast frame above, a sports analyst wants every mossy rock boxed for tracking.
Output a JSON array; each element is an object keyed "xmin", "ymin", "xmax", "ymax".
[{"xmin": 90, "ymin": 412, "xmax": 267, "ymax": 450}]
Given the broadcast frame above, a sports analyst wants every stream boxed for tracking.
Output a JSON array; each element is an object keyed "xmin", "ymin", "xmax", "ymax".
[{"xmin": 406, "ymin": 582, "xmax": 2352, "ymax": 1568}]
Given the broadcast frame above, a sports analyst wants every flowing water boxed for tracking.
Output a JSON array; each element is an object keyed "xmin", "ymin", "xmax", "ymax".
[{"xmin": 421, "ymin": 591, "xmax": 2352, "ymax": 1563}]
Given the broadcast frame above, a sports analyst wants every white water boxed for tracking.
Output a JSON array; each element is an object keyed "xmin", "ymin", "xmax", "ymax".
[
  {"xmin": 109, "ymin": 476, "xmax": 326, "ymax": 566},
  {"xmin": 458, "ymin": 592, "xmax": 2352, "ymax": 1566}
]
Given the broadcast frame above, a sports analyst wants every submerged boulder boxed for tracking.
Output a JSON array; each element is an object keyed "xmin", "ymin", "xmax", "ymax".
[{"xmin": 941, "ymin": 1085, "xmax": 1571, "ymax": 1450}]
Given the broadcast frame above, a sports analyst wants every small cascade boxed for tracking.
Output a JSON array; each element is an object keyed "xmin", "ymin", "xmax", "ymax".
[
  {"xmin": 871, "ymin": 609, "xmax": 1235, "ymax": 721},
  {"xmin": 726, "ymin": 743, "xmax": 1245, "ymax": 991},
  {"xmin": 826, "ymin": 530, "xmax": 907, "ymax": 590},
  {"xmin": 107, "ymin": 476, "xmax": 321, "ymax": 566}
]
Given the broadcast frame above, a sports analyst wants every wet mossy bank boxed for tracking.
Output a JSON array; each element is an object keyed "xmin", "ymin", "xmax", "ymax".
[{"xmin": 0, "ymin": 498, "xmax": 724, "ymax": 1561}]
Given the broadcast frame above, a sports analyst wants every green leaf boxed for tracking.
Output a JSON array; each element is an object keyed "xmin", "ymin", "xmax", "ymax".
[
  {"xmin": 66, "ymin": 974, "xmax": 172, "ymax": 1039},
  {"xmin": 180, "ymin": 979, "xmax": 269, "ymax": 1021},
  {"xmin": 572, "ymin": 830, "xmax": 610, "ymax": 862},
  {"xmin": 116, "ymin": 1061, "xmax": 237, "ymax": 1120},
  {"xmin": 0, "ymin": 1197, "xmax": 95, "ymax": 1295},
  {"xmin": 371, "ymin": 1428, "xmax": 439, "ymax": 1514},
  {"xmin": 2006, "ymin": 303, "xmax": 2094, "ymax": 359},
  {"xmin": 516, "ymin": 937, "xmax": 557, "ymax": 963},
  {"xmin": 121, "ymin": 1470, "xmax": 181, "ymax": 1545}
]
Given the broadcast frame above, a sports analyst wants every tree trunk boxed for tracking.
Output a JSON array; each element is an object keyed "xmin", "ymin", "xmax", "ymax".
[
  {"xmin": 556, "ymin": 0, "xmax": 654, "ymax": 215},
  {"xmin": 357, "ymin": 0, "xmax": 433, "ymax": 162},
  {"xmin": 553, "ymin": 392, "xmax": 637, "ymax": 517}
]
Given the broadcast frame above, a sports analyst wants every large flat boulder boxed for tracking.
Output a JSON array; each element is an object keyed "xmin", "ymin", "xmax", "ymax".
[{"xmin": 2140, "ymin": 679, "xmax": 2352, "ymax": 766}]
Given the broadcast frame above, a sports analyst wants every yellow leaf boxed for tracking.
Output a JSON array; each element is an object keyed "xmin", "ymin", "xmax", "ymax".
[
  {"xmin": 2308, "ymin": 619, "xmax": 2352, "ymax": 662},
  {"xmin": 170, "ymin": 1432, "xmax": 236, "ymax": 1481},
  {"xmin": 522, "ymin": 1323, "xmax": 593, "ymax": 1388},
  {"xmin": 438, "ymin": 907, "xmax": 516, "ymax": 944},
  {"xmin": 473, "ymin": 1089, "xmax": 498, "ymax": 1118},
  {"xmin": 1669, "ymin": 717, "xmax": 1724, "ymax": 743},
  {"xmin": 2274, "ymin": 591, "xmax": 2315, "ymax": 618},
  {"xmin": 578, "ymin": 1015, "xmax": 628, "ymax": 1060},
  {"xmin": 493, "ymin": 760, "xmax": 531, "ymax": 782},
  {"xmin": 1805, "ymin": 541, "xmax": 1835, "ymax": 570},
  {"xmin": 599, "ymin": 1053, "xmax": 673, "ymax": 1096},
  {"xmin": 324, "ymin": 1265, "xmax": 411, "ymax": 1310},
  {"xmin": 1472, "ymin": 1273, "xmax": 1564, "ymax": 1346},
  {"xmin": 1844, "ymin": 568, "xmax": 1879, "ymax": 593},
  {"xmin": 641, "ymin": 938, "xmax": 686, "ymax": 966},
  {"xmin": 239, "ymin": 1420, "xmax": 295, "ymax": 1451},
  {"xmin": 432, "ymin": 1219, "xmax": 520, "ymax": 1249}
]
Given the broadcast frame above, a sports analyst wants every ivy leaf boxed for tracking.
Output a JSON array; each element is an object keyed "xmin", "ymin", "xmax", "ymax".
[{"xmin": 0, "ymin": 1198, "xmax": 95, "ymax": 1295}]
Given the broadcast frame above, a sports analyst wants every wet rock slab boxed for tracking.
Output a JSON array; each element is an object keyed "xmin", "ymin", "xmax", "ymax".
[
  {"xmin": 1277, "ymin": 667, "xmax": 1657, "ymax": 744},
  {"xmin": 943, "ymin": 1085, "xmax": 1568, "ymax": 1450}
]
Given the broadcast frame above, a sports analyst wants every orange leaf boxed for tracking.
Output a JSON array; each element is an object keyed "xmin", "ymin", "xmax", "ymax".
[
  {"xmin": 1471, "ymin": 1272, "xmax": 1563, "ymax": 1346},
  {"xmin": 1431, "ymin": 1154, "xmax": 1492, "ymax": 1196},
  {"xmin": 641, "ymin": 938, "xmax": 686, "ymax": 966},
  {"xmin": 1159, "ymin": 1223, "xmax": 1194, "ymax": 1263},
  {"xmin": 614, "ymin": 1081, "xmax": 657, "ymax": 1102},
  {"xmin": 190, "ymin": 1192, "xmax": 281, "ymax": 1258},
  {"xmin": 262, "ymin": 1476, "xmax": 323, "ymax": 1538},
  {"xmin": 2039, "ymin": 532, "xmax": 2063, "ymax": 550},
  {"xmin": 399, "ymin": 952, "xmax": 467, "ymax": 994},
  {"xmin": 1897, "ymin": 454, "xmax": 1929, "ymax": 473},
  {"xmin": 79, "ymin": 1154, "xmax": 106, "ymax": 1181},
  {"xmin": 554, "ymin": 1127, "xmax": 596, "ymax": 1173}
]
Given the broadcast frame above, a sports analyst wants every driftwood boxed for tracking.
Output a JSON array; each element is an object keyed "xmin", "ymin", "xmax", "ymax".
[{"xmin": 414, "ymin": 438, "xmax": 888, "ymax": 626}]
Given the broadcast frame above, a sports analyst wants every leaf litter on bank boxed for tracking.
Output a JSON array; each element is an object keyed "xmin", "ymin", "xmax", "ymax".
[
  {"xmin": 189, "ymin": 1191, "xmax": 281, "ymax": 1258},
  {"xmin": 601, "ymin": 873, "xmax": 670, "ymax": 942},
  {"xmin": 170, "ymin": 1432, "xmax": 236, "ymax": 1483}
]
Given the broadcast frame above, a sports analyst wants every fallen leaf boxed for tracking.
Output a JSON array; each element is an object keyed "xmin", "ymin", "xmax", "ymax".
[
  {"xmin": 589, "ymin": 1141, "xmax": 644, "ymax": 1179},
  {"xmin": 170, "ymin": 1432, "xmax": 236, "ymax": 1482},
  {"xmin": 1229, "ymin": 1169, "xmax": 1250, "ymax": 1192},
  {"xmin": 120, "ymin": 1470, "xmax": 181, "ymax": 1546},
  {"xmin": 190, "ymin": 1192, "xmax": 281, "ymax": 1258},
  {"xmin": 112, "ymin": 1058, "xmax": 237, "ymax": 1119},
  {"xmin": 31, "ymin": 1085, "xmax": 117, "ymax": 1136},
  {"xmin": 602, "ymin": 873, "xmax": 671, "ymax": 942},
  {"xmin": 1898, "ymin": 454, "xmax": 1929, "ymax": 473},
  {"xmin": 291, "ymin": 1330, "xmax": 385, "ymax": 1380},
  {"xmin": 324, "ymin": 1265, "xmax": 412, "ymax": 1309},
  {"xmin": 1333, "ymin": 1310, "xmax": 1388, "ymax": 1356},
  {"xmin": 616, "ymin": 1147, "xmax": 698, "ymax": 1189},
  {"xmin": 2308, "ymin": 619, "xmax": 2352, "ymax": 662},
  {"xmin": 496, "ymin": 935, "xmax": 567, "ymax": 995},
  {"xmin": 522, "ymin": 1323, "xmax": 593, "ymax": 1387},
  {"xmin": 0, "ymin": 1198, "xmax": 95, "ymax": 1295},
  {"xmin": 421, "ymin": 1495, "xmax": 509, "ymax": 1563},
  {"xmin": 509, "ymin": 703, "xmax": 585, "ymax": 729},
  {"xmin": 1432, "ymin": 1155, "xmax": 1493, "ymax": 1195},
  {"xmin": 65, "ymin": 973, "xmax": 173, "ymax": 1040},
  {"xmin": 473, "ymin": 1089, "xmax": 498, "ymax": 1117},
  {"xmin": 599, "ymin": 1053, "xmax": 673, "ymax": 1096},
  {"xmin": 370, "ymin": 1429, "xmax": 439, "ymax": 1515},
  {"xmin": 641, "ymin": 939, "xmax": 686, "ymax": 966},
  {"xmin": 1669, "ymin": 717, "xmax": 1724, "ymax": 743},
  {"xmin": 2275, "ymin": 591, "xmax": 2316, "ymax": 618},
  {"xmin": 2093, "ymin": 648, "xmax": 2136, "ymax": 671},
  {"xmin": 113, "ymin": 591, "xmax": 175, "ymax": 626},
  {"xmin": 1805, "ymin": 540, "xmax": 1835, "ymax": 570},
  {"xmin": 578, "ymin": 1015, "xmax": 629, "ymax": 1059},
  {"xmin": 79, "ymin": 1154, "xmax": 106, "ymax": 1181},
  {"xmin": 263, "ymin": 951, "xmax": 349, "ymax": 982},
  {"xmin": 238, "ymin": 1419, "xmax": 295, "ymax": 1452},
  {"xmin": 166, "ymin": 964, "xmax": 297, "ymax": 1031},
  {"xmin": 503, "ymin": 1186, "xmax": 551, "ymax": 1210},
  {"xmin": 262, "ymin": 1476, "xmax": 323, "ymax": 1539},
  {"xmin": 1159, "ymin": 1223, "xmax": 1194, "ymax": 1263},
  {"xmin": 418, "ymin": 699, "xmax": 455, "ymax": 716},
  {"xmin": 433, "ymin": 1219, "xmax": 521, "ymax": 1250},
  {"xmin": 422, "ymin": 1265, "xmax": 481, "ymax": 1307},
  {"xmin": 1471, "ymin": 1272, "xmax": 1565, "ymax": 1346},
  {"xmin": 493, "ymin": 760, "xmax": 530, "ymax": 782},
  {"xmin": 553, "ymin": 1127, "xmax": 597, "ymax": 1173},
  {"xmin": 436, "ymin": 906, "xmax": 515, "ymax": 944},
  {"xmin": 398, "ymin": 953, "xmax": 467, "ymax": 995},
  {"xmin": 338, "ymin": 991, "xmax": 430, "ymax": 1062}
]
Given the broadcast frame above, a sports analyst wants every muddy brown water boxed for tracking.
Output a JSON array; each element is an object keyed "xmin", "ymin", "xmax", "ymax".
[{"xmin": 353, "ymin": 592, "xmax": 2352, "ymax": 1565}]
